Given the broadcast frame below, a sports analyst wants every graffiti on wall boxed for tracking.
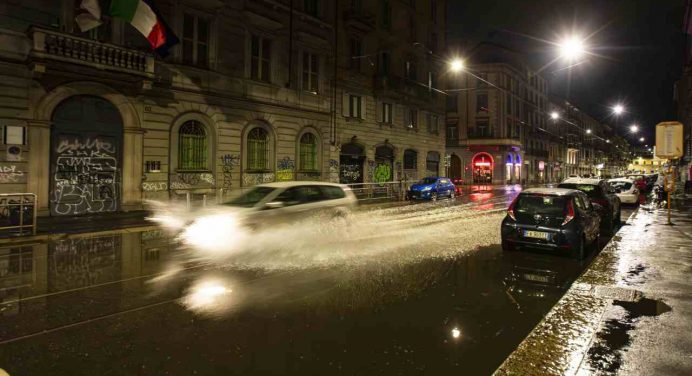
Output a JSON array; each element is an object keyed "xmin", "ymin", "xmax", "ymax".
[
  {"xmin": 142, "ymin": 182, "xmax": 168, "ymax": 192},
  {"xmin": 243, "ymin": 173, "xmax": 275, "ymax": 186},
  {"xmin": 373, "ymin": 163, "xmax": 392, "ymax": 184},
  {"xmin": 366, "ymin": 160, "xmax": 376, "ymax": 182},
  {"xmin": 221, "ymin": 154, "xmax": 240, "ymax": 189},
  {"xmin": 48, "ymin": 234, "xmax": 121, "ymax": 292},
  {"xmin": 276, "ymin": 156, "xmax": 295, "ymax": 181},
  {"xmin": 329, "ymin": 159, "xmax": 339, "ymax": 183},
  {"xmin": 339, "ymin": 164, "xmax": 361, "ymax": 183},
  {"xmin": 0, "ymin": 165, "xmax": 26, "ymax": 184},
  {"xmin": 52, "ymin": 136, "xmax": 119, "ymax": 215},
  {"xmin": 169, "ymin": 172, "xmax": 215, "ymax": 190}
]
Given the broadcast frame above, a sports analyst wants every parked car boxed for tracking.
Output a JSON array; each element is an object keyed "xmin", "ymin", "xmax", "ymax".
[
  {"xmin": 557, "ymin": 177, "xmax": 621, "ymax": 233},
  {"xmin": 607, "ymin": 178, "xmax": 639, "ymax": 205},
  {"xmin": 185, "ymin": 182, "xmax": 358, "ymax": 232},
  {"xmin": 407, "ymin": 177, "xmax": 456, "ymax": 201},
  {"xmin": 452, "ymin": 178, "xmax": 464, "ymax": 195},
  {"xmin": 501, "ymin": 188, "xmax": 601, "ymax": 259}
]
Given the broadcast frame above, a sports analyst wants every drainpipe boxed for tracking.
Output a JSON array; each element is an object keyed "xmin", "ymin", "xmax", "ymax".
[
  {"xmin": 331, "ymin": 0, "xmax": 338, "ymax": 146},
  {"xmin": 287, "ymin": 0, "xmax": 294, "ymax": 88}
]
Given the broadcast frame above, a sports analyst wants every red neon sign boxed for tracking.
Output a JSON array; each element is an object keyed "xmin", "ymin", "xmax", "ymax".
[{"xmin": 474, "ymin": 162, "xmax": 491, "ymax": 166}]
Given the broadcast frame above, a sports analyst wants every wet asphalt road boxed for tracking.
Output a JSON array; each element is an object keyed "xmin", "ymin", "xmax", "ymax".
[{"xmin": 0, "ymin": 186, "xmax": 636, "ymax": 375}]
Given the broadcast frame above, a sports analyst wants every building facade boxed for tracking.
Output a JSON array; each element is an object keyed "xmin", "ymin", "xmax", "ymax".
[
  {"xmin": 0, "ymin": 0, "xmax": 446, "ymax": 217},
  {"xmin": 446, "ymin": 43, "xmax": 546, "ymax": 184},
  {"xmin": 446, "ymin": 43, "xmax": 630, "ymax": 185}
]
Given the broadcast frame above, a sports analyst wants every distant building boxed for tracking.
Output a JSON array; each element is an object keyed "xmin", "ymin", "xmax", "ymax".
[{"xmin": 445, "ymin": 42, "xmax": 630, "ymax": 184}]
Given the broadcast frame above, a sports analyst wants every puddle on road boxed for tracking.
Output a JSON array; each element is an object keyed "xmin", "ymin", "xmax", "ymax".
[{"xmin": 586, "ymin": 297, "xmax": 672, "ymax": 374}]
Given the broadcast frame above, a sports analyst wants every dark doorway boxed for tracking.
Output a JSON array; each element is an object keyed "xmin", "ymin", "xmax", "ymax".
[
  {"xmin": 50, "ymin": 96, "xmax": 123, "ymax": 216},
  {"xmin": 450, "ymin": 154, "xmax": 462, "ymax": 179},
  {"xmin": 374, "ymin": 145, "xmax": 394, "ymax": 184},
  {"xmin": 339, "ymin": 143, "xmax": 364, "ymax": 184}
]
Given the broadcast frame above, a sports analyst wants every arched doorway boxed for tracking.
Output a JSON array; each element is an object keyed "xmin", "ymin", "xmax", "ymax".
[
  {"xmin": 339, "ymin": 142, "xmax": 364, "ymax": 184},
  {"xmin": 374, "ymin": 145, "xmax": 394, "ymax": 184},
  {"xmin": 450, "ymin": 154, "xmax": 462, "ymax": 179},
  {"xmin": 50, "ymin": 96, "xmax": 123, "ymax": 216},
  {"xmin": 472, "ymin": 152, "xmax": 493, "ymax": 183}
]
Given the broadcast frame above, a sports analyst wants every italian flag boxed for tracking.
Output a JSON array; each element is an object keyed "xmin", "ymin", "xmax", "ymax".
[{"xmin": 110, "ymin": 0, "xmax": 170, "ymax": 50}]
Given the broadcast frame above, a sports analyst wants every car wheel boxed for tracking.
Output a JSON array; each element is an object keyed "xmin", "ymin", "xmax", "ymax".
[
  {"xmin": 431, "ymin": 192, "xmax": 438, "ymax": 201},
  {"xmin": 573, "ymin": 236, "xmax": 585, "ymax": 259},
  {"xmin": 590, "ymin": 232, "xmax": 600, "ymax": 251},
  {"xmin": 602, "ymin": 214, "xmax": 613, "ymax": 234},
  {"xmin": 501, "ymin": 240, "xmax": 515, "ymax": 251},
  {"xmin": 449, "ymin": 190, "xmax": 455, "ymax": 199},
  {"xmin": 614, "ymin": 208, "xmax": 622, "ymax": 227}
]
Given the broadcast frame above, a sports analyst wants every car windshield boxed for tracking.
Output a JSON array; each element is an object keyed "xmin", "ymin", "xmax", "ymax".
[
  {"xmin": 419, "ymin": 177, "xmax": 438, "ymax": 185},
  {"xmin": 515, "ymin": 194, "xmax": 566, "ymax": 216},
  {"xmin": 558, "ymin": 183, "xmax": 603, "ymax": 199},
  {"xmin": 610, "ymin": 181, "xmax": 633, "ymax": 191},
  {"xmin": 225, "ymin": 187, "xmax": 276, "ymax": 207}
]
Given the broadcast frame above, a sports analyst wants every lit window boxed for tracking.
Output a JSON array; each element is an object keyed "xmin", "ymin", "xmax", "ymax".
[
  {"xmin": 179, "ymin": 121, "xmax": 208, "ymax": 171},
  {"xmin": 299, "ymin": 133, "xmax": 318, "ymax": 171},
  {"xmin": 247, "ymin": 128, "xmax": 269, "ymax": 170}
]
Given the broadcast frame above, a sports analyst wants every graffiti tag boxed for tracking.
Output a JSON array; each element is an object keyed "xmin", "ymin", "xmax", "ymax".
[
  {"xmin": 142, "ymin": 182, "xmax": 168, "ymax": 192},
  {"xmin": 0, "ymin": 165, "xmax": 25, "ymax": 183},
  {"xmin": 52, "ymin": 136, "xmax": 119, "ymax": 216}
]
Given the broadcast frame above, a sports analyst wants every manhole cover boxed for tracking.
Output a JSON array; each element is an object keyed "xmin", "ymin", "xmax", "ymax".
[{"xmin": 593, "ymin": 286, "xmax": 641, "ymax": 302}]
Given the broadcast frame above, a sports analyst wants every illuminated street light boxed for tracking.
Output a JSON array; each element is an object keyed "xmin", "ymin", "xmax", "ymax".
[
  {"xmin": 586, "ymin": 129, "xmax": 592, "ymax": 134},
  {"xmin": 550, "ymin": 112, "xmax": 559, "ymax": 120},
  {"xmin": 606, "ymin": 139, "xmax": 611, "ymax": 143},
  {"xmin": 613, "ymin": 105, "xmax": 625, "ymax": 116},
  {"xmin": 558, "ymin": 36, "xmax": 585, "ymax": 60},
  {"xmin": 450, "ymin": 59, "xmax": 464, "ymax": 73},
  {"xmin": 639, "ymin": 137, "xmax": 645, "ymax": 142},
  {"xmin": 629, "ymin": 124, "xmax": 638, "ymax": 133}
]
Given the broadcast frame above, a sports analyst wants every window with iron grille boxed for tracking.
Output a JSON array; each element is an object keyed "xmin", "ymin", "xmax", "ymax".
[
  {"xmin": 299, "ymin": 133, "xmax": 318, "ymax": 171},
  {"xmin": 178, "ymin": 121, "xmax": 208, "ymax": 171},
  {"xmin": 247, "ymin": 127, "xmax": 269, "ymax": 170}
]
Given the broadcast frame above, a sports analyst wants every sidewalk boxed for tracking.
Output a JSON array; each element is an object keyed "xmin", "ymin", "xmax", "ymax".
[
  {"xmin": 495, "ymin": 198, "xmax": 692, "ymax": 375},
  {"xmin": 0, "ymin": 210, "xmax": 157, "ymax": 245}
]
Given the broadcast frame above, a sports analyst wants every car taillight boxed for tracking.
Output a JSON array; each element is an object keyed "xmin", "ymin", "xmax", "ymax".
[
  {"xmin": 507, "ymin": 197, "xmax": 518, "ymax": 221},
  {"xmin": 562, "ymin": 200, "xmax": 575, "ymax": 226}
]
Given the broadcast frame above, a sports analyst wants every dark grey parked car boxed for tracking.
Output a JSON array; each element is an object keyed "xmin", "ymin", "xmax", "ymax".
[
  {"xmin": 501, "ymin": 188, "xmax": 601, "ymax": 259},
  {"xmin": 557, "ymin": 177, "xmax": 621, "ymax": 234}
]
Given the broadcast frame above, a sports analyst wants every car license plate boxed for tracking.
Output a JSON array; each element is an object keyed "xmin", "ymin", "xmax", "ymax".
[
  {"xmin": 523, "ymin": 230, "xmax": 550, "ymax": 240},
  {"xmin": 523, "ymin": 273, "xmax": 550, "ymax": 283}
]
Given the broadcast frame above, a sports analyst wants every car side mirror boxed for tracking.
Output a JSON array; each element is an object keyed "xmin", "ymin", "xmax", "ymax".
[{"xmin": 264, "ymin": 201, "xmax": 285, "ymax": 210}]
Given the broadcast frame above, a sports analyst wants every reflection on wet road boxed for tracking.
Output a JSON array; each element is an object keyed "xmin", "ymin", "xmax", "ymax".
[{"xmin": 0, "ymin": 186, "xmax": 633, "ymax": 375}]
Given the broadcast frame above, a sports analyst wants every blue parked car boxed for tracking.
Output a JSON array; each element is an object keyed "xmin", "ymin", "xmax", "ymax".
[{"xmin": 407, "ymin": 177, "xmax": 456, "ymax": 201}]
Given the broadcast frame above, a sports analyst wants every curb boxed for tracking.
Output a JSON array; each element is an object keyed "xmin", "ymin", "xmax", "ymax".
[{"xmin": 492, "ymin": 208, "xmax": 642, "ymax": 376}]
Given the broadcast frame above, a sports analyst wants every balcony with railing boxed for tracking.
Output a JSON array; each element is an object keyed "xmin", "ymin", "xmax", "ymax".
[
  {"xmin": 30, "ymin": 27, "xmax": 155, "ymax": 78},
  {"xmin": 373, "ymin": 74, "xmax": 434, "ymax": 102}
]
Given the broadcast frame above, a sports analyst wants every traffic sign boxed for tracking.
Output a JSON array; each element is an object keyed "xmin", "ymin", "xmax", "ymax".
[{"xmin": 655, "ymin": 122, "xmax": 683, "ymax": 159}]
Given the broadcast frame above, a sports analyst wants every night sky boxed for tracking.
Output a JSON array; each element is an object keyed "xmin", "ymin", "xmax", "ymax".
[{"xmin": 447, "ymin": 0, "xmax": 687, "ymax": 144}]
